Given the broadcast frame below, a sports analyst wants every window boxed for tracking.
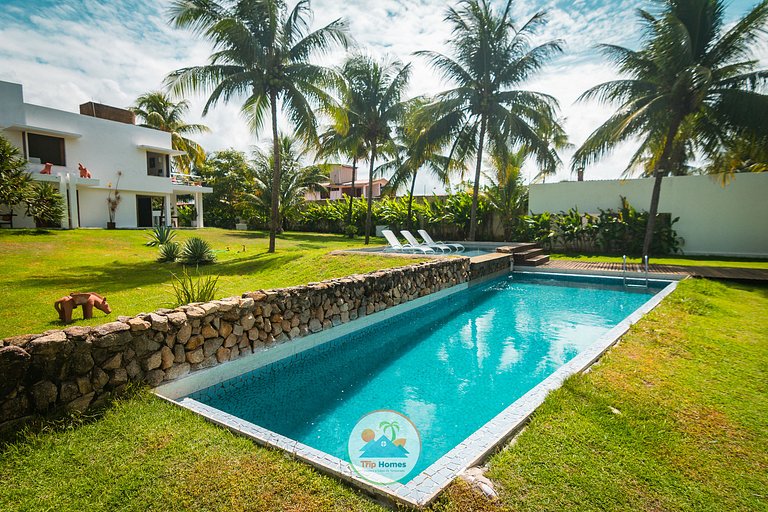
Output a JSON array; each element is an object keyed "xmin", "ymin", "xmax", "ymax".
[
  {"xmin": 27, "ymin": 133, "xmax": 66, "ymax": 166},
  {"xmin": 146, "ymin": 152, "xmax": 169, "ymax": 177}
]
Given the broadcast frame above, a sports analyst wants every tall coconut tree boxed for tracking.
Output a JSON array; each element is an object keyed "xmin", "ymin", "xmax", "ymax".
[
  {"xmin": 251, "ymin": 134, "xmax": 327, "ymax": 231},
  {"xmin": 131, "ymin": 91, "xmax": 210, "ymax": 174},
  {"xmin": 336, "ymin": 55, "xmax": 411, "ymax": 244},
  {"xmin": 378, "ymin": 98, "xmax": 455, "ymax": 229},
  {"xmin": 483, "ymin": 145, "xmax": 528, "ymax": 240},
  {"xmin": 417, "ymin": 0, "xmax": 563, "ymax": 241},
  {"xmin": 573, "ymin": 0, "xmax": 768, "ymax": 257},
  {"xmin": 166, "ymin": 0, "xmax": 351, "ymax": 253}
]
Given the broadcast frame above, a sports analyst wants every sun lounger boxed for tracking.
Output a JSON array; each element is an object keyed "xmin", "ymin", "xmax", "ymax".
[
  {"xmin": 417, "ymin": 229, "xmax": 464, "ymax": 252},
  {"xmin": 401, "ymin": 230, "xmax": 451, "ymax": 253},
  {"xmin": 382, "ymin": 230, "xmax": 435, "ymax": 254}
]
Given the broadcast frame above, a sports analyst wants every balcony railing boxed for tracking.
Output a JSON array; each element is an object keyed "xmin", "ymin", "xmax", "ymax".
[{"xmin": 170, "ymin": 172, "xmax": 204, "ymax": 187}]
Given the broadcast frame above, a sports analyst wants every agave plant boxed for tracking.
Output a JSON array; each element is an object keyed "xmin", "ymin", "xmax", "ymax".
[
  {"xmin": 157, "ymin": 242, "xmax": 181, "ymax": 263},
  {"xmin": 170, "ymin": 267, "xmax": 219, "ymax": 306},
  {"xmin": 145, "ymin": 225, "xmax": 177, "ymax": 247},
  {"xmin": 179, "ymin": 237, "xmax": 216, "ymax": 265}
]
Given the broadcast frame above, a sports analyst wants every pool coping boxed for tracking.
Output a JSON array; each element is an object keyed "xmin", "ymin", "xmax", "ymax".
[{"xmin": 155, "ymin": 271, "xmax": 679, "ymax": 508}]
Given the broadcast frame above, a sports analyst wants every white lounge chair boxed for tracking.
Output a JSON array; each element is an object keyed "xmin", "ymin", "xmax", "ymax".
[
  {"xmin": 401, "ymin": 230, "xmax": 451, "ymax": 253},
  {"xmin": 382, "ymin": 230, "xmax": 435, "ymax": 254},
  {"xmin": 418, "ymin": 229, "xmax": 464, "ymax": 252}
]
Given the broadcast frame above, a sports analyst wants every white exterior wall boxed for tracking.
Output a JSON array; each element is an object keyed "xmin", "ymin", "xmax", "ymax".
[
  {"xmin": 0, "ymin": 81, "xmax": 211, "ymax": 229},
  {"xmin": 529, "ymin": 174, "xmax": 768, "ymax": 257}
]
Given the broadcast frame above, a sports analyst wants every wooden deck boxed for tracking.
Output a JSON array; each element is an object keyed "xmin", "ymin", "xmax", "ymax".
[{"xmin": 541, "ymin": 260, "xmax": 768, "ymax": 282}]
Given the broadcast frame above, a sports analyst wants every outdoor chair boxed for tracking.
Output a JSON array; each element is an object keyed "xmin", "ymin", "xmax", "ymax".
[
  {"xmin": 417, "ymin": 229, "xmax": 464, "ymax": 252},
  {"xmin": 382, "ymin": 230, "xmax": 435, "ymax": 254}
]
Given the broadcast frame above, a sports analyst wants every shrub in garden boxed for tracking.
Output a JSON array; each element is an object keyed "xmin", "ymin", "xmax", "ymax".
[
  {"xmin": 157, "ymin": 242, "xmax": 181, "ymax": 263},
  {"xmin": 179, "ymin": 237, "xmax": 216, "ymax": 265},
  {"xmin": 145, "ymin": 225, "xmax": 177, "ymax": 246},
  {"xmin": 170, "ymin": 267, "xmax": 219, "ymax": 306}
]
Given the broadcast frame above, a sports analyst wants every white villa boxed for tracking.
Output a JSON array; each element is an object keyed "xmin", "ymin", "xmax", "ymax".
[
  {"xmin": 305, "ymin": 164, "xmax": 388, "ymax": 201},
  {"xmin": 0, "ymin": 80, "xmax": 212, "ymax": 229}
]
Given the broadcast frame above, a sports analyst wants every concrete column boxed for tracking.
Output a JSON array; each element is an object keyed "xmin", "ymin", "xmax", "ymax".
[
  {"xmin": 57, "ymin": 173, "xmax": 70, "ymax": 229},
  {"xmin": 170, "ymin": 193, "xmax": 178, "ymax": 227},
  {"xmin": 163, "ymin": 193, "xmax": 172, "ymax": 227},
  {"xmin": 68, "ymin": 173, "xmax": 79, "ymax": 229},
  {"xmin": 195, "ymin": 192, "xmax": 204, "ymax": 228}
]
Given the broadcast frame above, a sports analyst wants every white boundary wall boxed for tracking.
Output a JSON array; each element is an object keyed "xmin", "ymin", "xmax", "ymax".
[{"xmin": 529, "ymin": 173, "xmax": 768, "ymax": 257}]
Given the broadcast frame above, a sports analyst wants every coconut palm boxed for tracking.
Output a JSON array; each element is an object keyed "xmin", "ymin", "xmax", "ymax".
[
  {"xmin": 416, "ymin": 0, "xmax": 564, "ymax": 241},
  {"xmin": 335, "ymin": 55, "xmax": 411, "ymax": 244},
  {"xmin": 378, "ymin": 99, "xmax": 455, "ymax": 228},
  {"xmin": 251, "ymin": 134, "xmax": 327, "ymax": 231},
  {"xmin": 573, "ymin": 0, "xmax": 768, "ymax": 257},
  {"xmin": 131, "ymin": 91, "xmax": 210, "ymax": 174},
  {"xmin": 484, "ymin": 145, "xmax": 528, "ymax": 240},
  {"xmin": 166, "ymin": 0, "xmax": 351, "ymax": 253},
  {"xmin": 706, "ymin": 133, "xmax": 768, "ymax": 184}
]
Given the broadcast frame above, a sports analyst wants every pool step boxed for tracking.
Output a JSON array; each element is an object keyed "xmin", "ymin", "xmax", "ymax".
[
  {"xmin": 523, "ymin": 254, "xmax": 550, "ymax": 266},
  {"xmin": 513, "ymin": 248, "xmax": 546, "ymax": 264}
]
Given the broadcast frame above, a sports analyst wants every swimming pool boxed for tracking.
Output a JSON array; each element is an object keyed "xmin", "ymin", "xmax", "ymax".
[{"xmin": 162, "ymin": 272, "xmax": 676, "ymax": 505}]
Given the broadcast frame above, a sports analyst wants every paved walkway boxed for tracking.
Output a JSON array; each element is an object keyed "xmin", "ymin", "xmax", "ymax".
[{"xmin": 542, "ymin": 260, "xmax": 768, "ymax": 282}]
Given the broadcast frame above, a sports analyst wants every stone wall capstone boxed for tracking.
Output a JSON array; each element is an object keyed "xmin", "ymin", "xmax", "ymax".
[{"xmin": 0, "ymin": 258, "xmax": 469, "ymax": 432}]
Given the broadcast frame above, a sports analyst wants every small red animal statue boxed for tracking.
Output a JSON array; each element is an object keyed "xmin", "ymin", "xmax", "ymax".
[
  {"xmin": 54, "ymin": 292, "xmax": 112, "ymax": 323},
  {"xmin": 78, "ymin": 163, "xmax": 91, "ymax": 178},
  {"xmin": 40, "ymin": 163, "xmax": 53, "ymax": 174}
]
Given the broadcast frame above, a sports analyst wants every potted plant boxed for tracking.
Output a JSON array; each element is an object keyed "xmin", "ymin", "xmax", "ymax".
[{"xmin": 106, "ymin": 170, "xmax": 122, "ymax": 229}]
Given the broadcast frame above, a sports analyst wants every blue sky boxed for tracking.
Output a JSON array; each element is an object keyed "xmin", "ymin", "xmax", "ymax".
[{"xmin": 0, "ymin": 0, "xmax": 763, "ymax": 191}]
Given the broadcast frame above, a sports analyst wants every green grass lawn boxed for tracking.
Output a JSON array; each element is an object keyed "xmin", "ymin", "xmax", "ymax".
[
  {"xmin": 0, "ymin": 228, "xmax": 422, "ymax": 339},
  {"xmin": 1, "ymin": 279, "xmax": 765, "ymax": 511},
  {"xmin": 551, "ymin": 252, "xmax": 768, "ymax": 269}
]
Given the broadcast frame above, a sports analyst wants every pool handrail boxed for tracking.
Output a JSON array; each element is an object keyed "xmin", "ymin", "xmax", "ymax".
[
  {"xmin": 382, "ymin": 230, "xmax": 435, "ymax": 254},
  {"xmin": 418, "ymin": 230, "xmax": 464, "ymax": 253}
]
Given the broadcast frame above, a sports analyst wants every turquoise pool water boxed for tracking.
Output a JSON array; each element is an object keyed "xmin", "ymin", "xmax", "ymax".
[{"xmin": 188, "ymin": 273, "xmax": 662, "ymax": 482}]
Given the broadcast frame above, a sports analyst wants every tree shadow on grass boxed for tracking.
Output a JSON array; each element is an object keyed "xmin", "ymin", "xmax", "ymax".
[
  {"xmin": 20, "ymin": 252, "xmax": 304, "ymax": 296},
  {"xmin": 1, "ymin": 228, "xmax": 56, "ymax": 236}
]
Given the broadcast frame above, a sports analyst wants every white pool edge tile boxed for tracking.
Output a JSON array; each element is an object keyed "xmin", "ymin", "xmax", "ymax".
[{"xmin": 155, "ymin": 273, "xmax": 679, "ymax": 508}]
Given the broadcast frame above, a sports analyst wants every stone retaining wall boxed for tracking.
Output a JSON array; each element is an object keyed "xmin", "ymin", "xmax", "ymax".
[
  {"xmin": 0, "ymin": 258, "xmax": 469, "ymax": 432},
  {"xmin": 469, "ymin": 252, "xmax": 513, "ymax": 281}
]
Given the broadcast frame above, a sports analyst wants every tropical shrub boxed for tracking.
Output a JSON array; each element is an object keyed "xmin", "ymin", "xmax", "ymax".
[
  {"xmin": 177, "ymin": 204, "xmax": 196, "ymax": 227},
  {"xmin": 145, "ymin": 225, "xmax": 177, "ymax": 247},
  {"xmin": 157, "ymin": 242, "xmax": 181, "ymax": 263},
  {"xmin": 0, "ymin": 135, "xmax": 32, "ymax": 214},
  {"xmin": 521, "ymin": 198, "xmax": 683, "ymax": 255},
  {"xmin": 170, "ymin": 267, "xmax": 219, "ymax": 306},
  {"xmin": 179, "ymin": 237, "xmax": 216, "ymax": 265},
  {"xmin": 25, "ymin": 183, "xmax": 65, "ymax": 228}
]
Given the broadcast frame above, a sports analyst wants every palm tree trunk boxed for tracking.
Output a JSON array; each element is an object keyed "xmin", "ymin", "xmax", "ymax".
[
  {"xmin": 642, "ymin": 117, "xmax": 682, "ymax": 259},
  {"xmin": 268, "ymin": 90, "xmax": 280, "ymax": 254},
  {"xmin": 407, "ymin": 171, "xmax": 418, "ymax": 230},
  {"xmin": 347, "ymin": 156, "xmax": 357, "ymax": 236},
  {"xmin": 468, "ymin": 116, "xmax": 487, "ymax": 241},
  {"xmin": 364, "ymin": 144, "xmax": 377, "ymax": 245}
]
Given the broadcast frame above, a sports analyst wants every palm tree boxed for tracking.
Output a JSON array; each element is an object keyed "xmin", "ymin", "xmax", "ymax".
[
  {"xmin": 251, "ymin": 134, "xmax": 327, "ymax": 231},
  {"xmin": 166, "ymin": 0, "xmax": 351, "ymax": 253},
  {"xmin": 378, "ymin": 99, "xmax": 455, "ymax": 229},
  {"xmin": 706, "ymin": 133, "xmax": 768, "ymax": 184},
  {"xmin": 335, "ymin": 55, "xmax": 411, "ymax": 244},
  {"xmin": 416, "ymin": 0, "xmax": 563, "ymax": 241},
  {"xmin": 573, "ymin": 0, "xmax": 768, "ymax": 258},
  {"xmin": 131, "ymin": 91, "xmax": 210, "ymax": 174},
  {"xmin": 484, "ymin": 146, "xmax": 528, "ymax": 240}
]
